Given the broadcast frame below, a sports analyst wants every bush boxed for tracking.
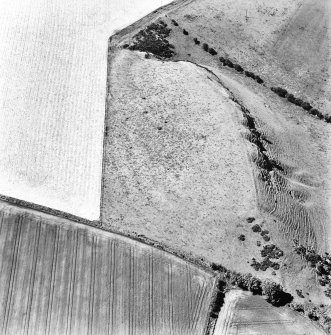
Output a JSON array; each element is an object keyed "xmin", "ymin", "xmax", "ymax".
[
  {"xmin": 244, "ymin": 71, "xmax": 256, "ymax": 79},
  {"xmin": 234, "ymin": 64, "xmax": 244, "ymax": 72},
  {"xmin": 262, "ymin": 280, "xmax": 292, "ymax": 306},
  {"xmin": 208, "ymin": 48, "xmax": 217, "ymax": 56},
  {"xmin": 286, "ymin": 93, "xmax": 296, "ymax": 103},
  {"xmin": 255, "ymin": 76, "xmax": 264, "ymax": 84},
  {"xmin": 210, "ymin": 280, "xmax": 226, "ymax": 318},
  {"xmin": 293, "ymin": 98, "xmax": 304, "ymax": 107},
  {"xmin": 271, "ymin": 87, "xmax": 288, "ymax": 98},
  {"xmin": 171, "ymin": 19, "xmax": 179, "ymax": 26},
  {"xmin": 252, "ymin": 224, "xmax": 261, "ymax": 232},
  {"xmin": 238, "ymin": 234, "xmax": 246, "ymax": 241},
  {"xmin": 219, "ymin": 56, "xmax": 225, "ymax": 64},
  {"xmin": 310, "ymin": 108, "xmax": 323, "ymax": 119},
  {"xmin": 210, "ymin": 263, "xmax": 227, "ymax": 272},
  {"xmin": 301, "ymin": 101, "xmax": 312, "ymax": 111},
  {"xmin": 202, "ymin": 43, "xmax": 209, "ymax": 52},
  {"xmin": 262, "ymin": 235, "xmax": 270, "ymax": 242},
  {"xmin": 224, "ymin": 59, "xmax": 234, "ymax": 68},
  {"xmin": 122, "ymin": 43, "xmax": 129, "ymax": 49},
  {"xmin": 193, "ymin": 37, "xmax": 200, "ymax": 45},
  {"xmin": 324, "ymin": 114, "xmax": 331, "ymax": 123},
  {"xmin": 183, "ymin": 29, "xmax": 189, "ymax": 35},
  {"xmin": 129, "ymin": 21, "xmax": 175, "ymax": 58},
  {"xmin": 246, "ymin": 217, "xmax": 255, "ymax": 223}
]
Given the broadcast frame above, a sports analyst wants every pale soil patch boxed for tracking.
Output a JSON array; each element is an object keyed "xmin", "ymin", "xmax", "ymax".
[
  {"xmin": 214, "ymin": 289, "xmax": 326, "ymax": 335},
  {"xmin": 0, "ymin": 0, "xmax": 173, "ymax": 219},
  {"xmin": 0, "ymin": 202, "xmax": 215, "ymax": 335},
  {"xmin": 102, "ymin": 50, "xmax": 258, "ymax": 271}
]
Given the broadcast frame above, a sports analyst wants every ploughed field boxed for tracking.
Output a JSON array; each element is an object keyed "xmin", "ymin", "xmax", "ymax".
[
  {"xmin": 0, "ymin": 0, "xmax": 173, "ymax": 219},
  {"xmin": 0, "ymin": 203, "xmax": 215, "ymax": 335},
  {"xmin": 214, "ymin": 290, "xmax": 325, "ymax": 335}
]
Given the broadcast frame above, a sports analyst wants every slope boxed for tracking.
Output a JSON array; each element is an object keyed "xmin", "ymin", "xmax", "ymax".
[{"xmin": 102, "ymin": 49, "xmax": 259, "ymax": 274}]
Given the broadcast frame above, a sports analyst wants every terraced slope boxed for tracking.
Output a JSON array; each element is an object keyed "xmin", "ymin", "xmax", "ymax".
[
  {"xmin": 0, "ymin": 203, "xmax": 215, "ymax": 335},
  {"xmin": 0, "ymin": 0, "xmax": 173, "ymax": 219},
  {"xmin": 214, "ymin": 290, "xmax": 325, "ymax": 335}
]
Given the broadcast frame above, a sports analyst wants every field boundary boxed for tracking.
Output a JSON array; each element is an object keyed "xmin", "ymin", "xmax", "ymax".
[
  {"xmin": 0, "ymin": 194, "xmax": 214, "ymax": 275},
  {"xmin": 0, "ymin": 193, "xmax": 217, "ymax": 335}
]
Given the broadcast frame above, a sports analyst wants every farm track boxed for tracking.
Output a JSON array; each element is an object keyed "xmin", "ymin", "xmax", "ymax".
[{"xmin": 0, "ymin": 203, "xmax": 215, "ymax": 335}]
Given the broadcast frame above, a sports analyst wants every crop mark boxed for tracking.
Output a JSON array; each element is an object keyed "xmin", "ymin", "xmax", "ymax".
[
  {"xmin": 23, "ymin": 220, "xmax": 41, "ymax": 335},
  {"xmin": 45, "ymin": 226, "xmax": 60, "ymax": 335},
  {"xmin": 65, "ymin": 230, "xmax": 78, "ymax": 335},
  {"xmin": 2, "ymin": 215, "xmax": 22, "ymax": 335},
  {"xmin": 88, "ymin": 235, "xmax": 96, "ymax": 335}
]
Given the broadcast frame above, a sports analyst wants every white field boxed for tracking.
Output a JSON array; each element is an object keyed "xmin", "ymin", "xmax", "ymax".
[{"xmin": 0, "ymin": 0, "xmax": 172, "ymax": 219}]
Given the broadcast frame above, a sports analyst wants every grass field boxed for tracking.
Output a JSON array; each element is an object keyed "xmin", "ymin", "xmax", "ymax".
[
  {"xmin": 0, "ymin": 202, "xmax": 215, "ymax": 335},
  {"xmin": 0, "ymin": 0, "xmax": 173, "ymax": 219},
  {"xmin": 102, "ymin": 49, "xmax": 257, "ymax": 272}
]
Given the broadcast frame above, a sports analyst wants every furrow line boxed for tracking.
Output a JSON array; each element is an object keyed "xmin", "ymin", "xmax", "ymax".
[
  {"xmin": 149, "ymin": 253, "xmax": 154, "ymax": 335},
  {"xmin": 108, "ymin": 239, "xmax": 116, "ymax": 335},
  {"xmin": 45, "ymin": 226, "xmax": 59, "ymax": 335},
  {"xmin": 168, "ymin": 263, "xmax": 174, "ymax": 335},
  {"xmin": 2, "ymin": 216, "xmax": 22, "ymax": 335},
  {"xmin": 88, "ymin": 235, "xmax": 96, "ymax": 335},
  {"xmin": 23, "ymin": 220, "xmax": 41, "ymax": 335},
  {"xmin": 65, "ymin": 230, "xmax": 78, "ymax": 335},
  {"xmin": 186, "ymin": 267, "xmax": 192, "ymax": 333},
  {"xmin": 130, "ymin": 247, "xmax": 135, "ymax": 335},
  {"xmin": 191, "ymin": 278, "xmax": 206, "ymax": 333},
  {"xmin": 0, "ymin": 211, "xmax": 4, "ymax": 236}
]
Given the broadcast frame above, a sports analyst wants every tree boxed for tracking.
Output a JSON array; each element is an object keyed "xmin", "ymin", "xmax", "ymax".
[{"xmin": 261, "ymin": 280, "xmax": 292, "ymax": 306}]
